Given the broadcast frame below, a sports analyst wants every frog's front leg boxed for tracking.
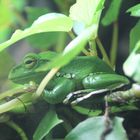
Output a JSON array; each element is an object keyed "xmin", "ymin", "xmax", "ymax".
[{"xmin": 43, "ymin": 78, "xmax": 75, "ymax": 104}]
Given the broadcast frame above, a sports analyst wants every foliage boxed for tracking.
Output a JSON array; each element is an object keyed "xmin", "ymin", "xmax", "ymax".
[
  {"xmin": 102, "ymin": 0, "xmax": 122, "ymax": 26},
  {"xmin": 127, "ymin": 3, "xmax": 140, "ymax": 17},
  {"xmin": 65, "ymin": 117, "xmax": 128, "ymax": 140},
  {"xmin": 33, "ymin": 109, "xmax": 63, "ymax": 140},
  {"xmin": 0, "ymin": 0, "xmax": 140, "ymax": 140}
]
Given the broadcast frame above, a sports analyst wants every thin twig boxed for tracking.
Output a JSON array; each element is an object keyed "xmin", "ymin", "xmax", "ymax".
[
  {"xmin": 101, "ymin": 96, "xmax": 112, "ymax": 140},
  {"xmin": 96, "ymin": 38, "xmax": 112, "ymax": 68},
  {"xmin": 33, "ymin": 67, "xmax": 60, "ymax": 100}
]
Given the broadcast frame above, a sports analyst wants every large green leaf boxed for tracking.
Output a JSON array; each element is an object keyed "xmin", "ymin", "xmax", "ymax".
[
  {"xmin": 65, "ymin": 116, "xmax": 128, "ymax": 140},
  {"xmin": 0, "ymin": 13, "xmax": 73, "ymax": 52},
  {"xmin": 124, "ymin": 19, "xmax": 140, "ymax": 81},
  {"xmin": 127, "ymin": 4, "xmax": 140, "ymax": 17},
  {"xmin": 129, "ymin": 20, "xmax": 140, "ymax": 52},
  {"xmin": 32, "ymin": 0, "xmax": 106, "ymax": 71},
  {"xmin": 26, "ymin": 7, "xmax": 60, "ymax": 49},
  {"xmin": 27, "ymin": 32, "xmax": 60, "ymax": 49},
  {"xmin": 69, "ymin": 0, "xmax": 105, "ymax": 34},
  {"xmin": 106, "ymin": 117, "xmax": 128, "ymax": 140},
  {"xmin": 36, "ymin": 24, "xmax": 98, "ymax": 71},
  {"xmin": 102, "ymin": 0, "xmax": 122, "ymax": 26},
  {"xmin": 33, "ymin": 109, "xmax": 63, "ymax": 140},
  {"xmin": 70, "ymin": 0, "xmax": 104, "ymax": 26},
  {"xmin": 123, "ymin": 41, "xmax": 140, "ymax": 82}
]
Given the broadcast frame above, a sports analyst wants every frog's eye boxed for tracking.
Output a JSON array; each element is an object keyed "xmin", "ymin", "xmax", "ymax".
[{"xmin": 23, "ymin": 56, "xmax": 38, "ymax": 69}]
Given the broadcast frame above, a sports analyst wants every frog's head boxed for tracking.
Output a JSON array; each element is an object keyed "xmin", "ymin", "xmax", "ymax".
[{"xmin": 8, "ymin": 52, "xmax": 55, "ymax": 84}]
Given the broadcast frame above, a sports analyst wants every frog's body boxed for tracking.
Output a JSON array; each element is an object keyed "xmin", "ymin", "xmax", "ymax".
[
  {"xmin": 54, "ymin": 56, "xmax": 115, "ymax": 88},
  {"xmin": 9, "ymin": 51, "xmax": 129, "ymax": 104}
]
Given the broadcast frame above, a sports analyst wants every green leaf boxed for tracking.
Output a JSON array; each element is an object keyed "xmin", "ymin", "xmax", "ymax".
[
  {"xmin": 123, "ymin": 41, "xmax": 140, "ymax": 82},
  {"xmin": 102, "ymin": 0, "xmax": 122, "ymax": 26},
  {"xmin": 36, "ymin": 24, "xmax": 98, "ymax": 71},
  {"xmin": 106, "ymin": 117, "xmax": 128, "ymax": 140},
  {"xmin": 129, "ymin": 20, "xmax": 140, "ymax": 52},
  {"xmin": 26, "ymin": 7, "xmax": 60, "ymax": 49},
  {"xmin": 27, "ymin": 32, "xmax": 60, "ymax": 49},
  {"xmin": 127, "ymin": 4, "xmax": 140, "ymax": 17},
  {"xmin": 124, "ymin": 20, "xmax": 140, "ymax": 81},
  {"xmin": 33, "ymin": 109, "xmax": 63, "ymax": 140},
  {"xmin": 70, "ymin": 0, "xmax": 105, "ymax": 26},
  {"xmin": 69, "ymin": 0, "xmax": 105, "ymax": 34},
  {"xmin": 65, "ymin": 116, "xmax": 128, "ymax": 140},
  {"xmin": 0, "ymin": 13, "xmax": 73, "ymax": 52}
]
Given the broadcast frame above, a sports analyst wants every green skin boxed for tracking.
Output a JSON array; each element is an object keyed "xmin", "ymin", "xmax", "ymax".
[{"xmin": 8, "ymin": 51, "xmax": 129, "ymax": 104}]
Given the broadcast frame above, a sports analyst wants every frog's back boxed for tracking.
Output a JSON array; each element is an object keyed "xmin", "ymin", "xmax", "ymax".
[{"xmin": 60, "ymin": 56, "xmax": 114, "ymax": 80}]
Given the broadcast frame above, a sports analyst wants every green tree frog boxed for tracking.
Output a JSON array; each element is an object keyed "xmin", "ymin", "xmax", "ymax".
[{"xmin": 8, "ymin": 51, "xmax": 129, "ymax": 104}]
